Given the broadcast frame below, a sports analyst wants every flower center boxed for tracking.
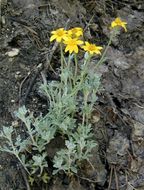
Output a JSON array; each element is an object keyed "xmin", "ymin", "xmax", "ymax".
[
  {"xmin": 69, "ymin": 40, "xmax": 77, "ymax": 46},
  {"xmin": 57, "ymin": 31, "xmax": 65, "ymax": 37},
  {"xmin": 88, "ymin": 45, "xmax": 96, "ymax": 51},
  {"xmin": 72, "ymin": 29, "xmax": 78, "ymax": 33},
  {"xmin": 115, "ymin": 19, "xmax": 122, "ymax": 25}
]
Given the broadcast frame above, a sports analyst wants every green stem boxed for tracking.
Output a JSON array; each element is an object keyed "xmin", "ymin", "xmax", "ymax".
[
  {"xmin": 69, "ymin": 55, "xmax": 91, "ymax": 97},
  {"xmin": 23, "ymin": 122, "xmax": 36, "ymax": 147},
  {"xmin": 82, "ymin": 93, "xmax": 88, "ymax": 125},
  {"xmin": 60, "ymin": 43, "xmax": 64, "ymax": 69},
  {"xmin": 82, "ymin": 114, "xmax": 85, "ymax": 125},
  {"xmin": 68, "ymin": 54, "xmax": 71, "ymax": 68},
  {"xmin": 10, "ymin": 140, "xmax": 30, "ymax": 174},
  {"xmin": 60, "ymin": 43, "xmax": 67, "ymax": 69},
  {"xmin": 49, "ymin": 87, "xmax": 56, "ymax": 104},
  {"xmin": 17, "ymin": 155, "xmax": 30, "ymax": 174},
  {"xmin": 67, "ymin": 54, "xmax": 73, "ymax": 91},
  {"xmin": 95, "ymin": 33, "xmax": 113, "ymax": 69},
  {"xmin": 60, "ymin": 43, "xmax": 65, "ymax": 96},
  {"xmin": 46, "ymin": 91, "xmax": 52, "ymax": 106},
  {"xmin": 78, "ymin": 55, "xmax": 91, "ymax": 89},
  {"xmin": 74, "ymin": 54, "xmax": 78, "ymax": 83}
]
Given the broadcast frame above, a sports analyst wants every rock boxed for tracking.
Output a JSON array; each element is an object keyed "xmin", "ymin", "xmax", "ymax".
[
  {"xmin": 106, "ymin": 131, "xmax": 129, "ymax": 165},
  {"xmin": 131, "ymin": 120, "xmax": 144, "ymax": 160},
  {"xmin": 130, "ymin": 106, "xmax": 144, "ymax": 125},
  {"xmin": 129, "ymin": 173, "xmax": 144, "ymax": 190},
  {"xmin": 82, "ymin": 147, "xmax": 107, "ymax": 186},
  {"xmin": 114, "ymin": 57, "xmax": 130, "ymax": 70},
  {"xmin": 130, "ymin": 158, "xmax": 143, "ymax": 173},
  {"xmin": 132, "ymin": 120, "xmax": 144, "ymax": 141},
  {"xmin": 11, "ymin": 0, "xmax": 40, "ymax": 18},
  {"xmin": 50, "ymin": 177, "xmax": 86, "ymax": 190},
  {"xmin": 6, "ymin": 48, "xmax": 19, "ymax": 57},
  {"xmin": 107, "ymin": 47, "xmax": 130, "ymax": 70}
]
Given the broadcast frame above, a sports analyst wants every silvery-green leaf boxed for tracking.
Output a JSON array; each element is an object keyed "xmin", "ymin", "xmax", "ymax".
[
  {"xmin": 84, "ymin": 52, "xmax": 90, "ymax": 60},
  {"xmin": 71, "ymin": 166, "xmax": 77, "ymax": 173},
  {"xmin": 14, "ymin": 106, "xmax": 27, "ymax": 120}
]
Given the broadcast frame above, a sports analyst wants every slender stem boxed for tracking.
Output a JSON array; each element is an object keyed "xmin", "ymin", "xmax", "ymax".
[
  {"xmin": 95, "ymin": 33, "xmax": 113, "ymax": 69},
  {"xmin": 10, "ymin": 140, "xmax": 30, "ymax": 174},
  {"xmin": 60, "ymin": 43, "xmax": 65, "ymax": 96},
  {"xmin": 70, "ymin": 56, "xmax": 90, "ymax": 97},
  {"xmin": 49, "ymin": 87, "xmax": 56, "ymax": 104},
  {"xmin": 77, "ymin": 55, "xmax": 91, "ymax": 90},
  {"xmin": 82, "ymin": 93, "xmax": 88, "ymax": 125},
  {"xmin": 25, "ymin": 126, "xmax": 36, "ymax": 147},
  {"xmin": 82, "ymin": 114, "xmax": 85, "ymax": 125},
  {"xmin": 74, "ymin": 54, "xmax": 78, "ymax": 83},
  {"xmin": 67, "ymin": 54, "xmax": 72, "ymax": 91},
  {"xmin": 17, "ymin": 155, "xmax": 30, "ymax": 174},
  {"xmin": 68, "ymin": 54, "xmax": 71, "ymax": 68},
  {"xmin": 41, "ymin": 71, "xmax": 52, "ymax": 106},
  {"xmin": 60, "ymin": 43, "xmax": 67, "ymax": 68},
  {"xmin": 60, "ymin": 43, "xmax": 64, "ymax": 70},
  {"xmin": 45, "ymin": 90, "xmax": 52, "ymax": 106},
  {"xmin": 19, "ymin": 165, "xmax": 31, "ymax": 190}
]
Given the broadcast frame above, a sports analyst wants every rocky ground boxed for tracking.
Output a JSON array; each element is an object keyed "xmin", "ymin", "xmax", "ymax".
[{"xmin": 0, "ymin": 0, "xmax": 144, "ymax": 189}]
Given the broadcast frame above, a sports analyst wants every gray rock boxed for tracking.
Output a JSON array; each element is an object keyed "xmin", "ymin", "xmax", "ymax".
[{"xmin": 107, "ymin": 131, "xmax": 129, "ymax": 165}]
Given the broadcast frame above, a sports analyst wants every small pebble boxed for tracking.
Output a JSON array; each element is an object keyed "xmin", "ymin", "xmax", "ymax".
[{"xmin": 6, "ymin": 48, "xmax": 20, "ymax": 57}]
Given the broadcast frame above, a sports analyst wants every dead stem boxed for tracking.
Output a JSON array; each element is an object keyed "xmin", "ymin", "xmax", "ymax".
[
  {"xmin": 108, "ymin": 165, "xmax": 114, "ymax": 190},
  {"xmin": 19, "ymin": 164, "xmax": 31, "ymax": 190},
  {"xmin": 114, "ymin": 166, "xmax": 119, "ymax": 190}
]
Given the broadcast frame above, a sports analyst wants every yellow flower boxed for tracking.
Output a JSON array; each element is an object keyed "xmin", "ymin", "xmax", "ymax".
[
  {"xmin": 111, "ymin": 17, "xmax": 127, "ymax": 32},
  {"xmin": 82, "ymin": 42, "xmax": 103, "ymax": 55},
  {"xmin": 63, "ymin": 37, "xmax": 83, "ymax": 54},
  {"xmin": 68, "ymin": 27, "xmax": 83, "ymax": 38},
  {"xmin": 50, "ymin": 28, "xmax": 67, "ymax": 42}
]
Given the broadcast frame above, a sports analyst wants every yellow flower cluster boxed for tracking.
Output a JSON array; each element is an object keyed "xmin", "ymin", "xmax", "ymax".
[
  {"xmin": 50, "ymin": 18, "xmax": 127, "ymax": 55},
  {"xmin": 111, "ymin": 17, "xmax": 127, "ymax": 32},
  {"xmin": 50, "ymin": 27, "xmax": 102, "ymax": 55},
  {"xmin": 82, "ymin": 42, "xmax": 103, "ymax": 55},
  {"xmin": 50, "ymin": 28, "xmax": 67, "ymax": 42}
]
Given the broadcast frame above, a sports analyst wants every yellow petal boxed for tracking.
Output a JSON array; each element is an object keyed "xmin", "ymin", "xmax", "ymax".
[
  {"xmin": 115, "ymin": 17, "xmax": 121, "ymax": 22},
  {"xmin": 67, "ymin": 30, "xmax": 72, "ymax": 35},
  {"xmin": 57, "ymin": 37, "xmax": 62, "ymax": 42},
  {"xmin": 63, "ymin": 40, "xmax": 69, "ymax": 45},
  {"xmin": 74, "ymin": 46, "xmax": 78, "ymax": 53},
  {"xmin": 65, "ymin": 46, "xmax": 70, "ymax": 52},
  {"xmin": 85, "ymin": 41, "xmax": 90, "ymax": 46},
  {"xmin": 69, "ymin": 48, "xmax": 73, "ymax": 54},
  {"xmin": 111, "ymin": 21, "xmax": 117, "ymax": 28},
  {"xmin": 122, "ymin": 21, "xmax": 127, "ymax": 25},
  {"xmin": 50, "ymin": 35, "xmax": 56, "ymax": 42},
  {"xmin": 97, "ymin": 46, "xmax": 103, "ymax": 50},
  {"xmin": 124, "ymin": 27, "xmax": 127, "ymax": 32},
  {"xmin": 77, "ymin": 40, "xmax": 83, "ymax": 45},
  {"xmin": 89, "ymin": 51, "xmax": 94, "ymax": 55},
  {"xmin": 95, "ymin": 50, "xmax": 101, "ymax": 54},
  {"xmin": 81, "ymin": 45, "xmax": 87, "ymax": 51},
  {"xmin": 122, "ymin": 24, "xmax": 127, "ymax": 32},
  {"xmin": 63, "ymin": 35, "xmax": 69, "ymax": 40},
  {"xmin": 51, "ymin": 31, "xmax": 56, "ymax": 34}
]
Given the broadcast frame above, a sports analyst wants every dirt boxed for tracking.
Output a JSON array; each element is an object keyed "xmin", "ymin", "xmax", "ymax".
[{"xmin": 0, "ymin": 0, "xmax": 144, "ymax": 189}]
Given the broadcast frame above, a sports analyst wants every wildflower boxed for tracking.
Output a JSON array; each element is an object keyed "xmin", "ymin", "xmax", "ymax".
[
  {"xmin": 82, "ymin": 42, "xmax": 103, "ymax": 55},
  {"xmin": 111, "ymin": 17, "xmax": 127, "ymax": 32},
  {"xmin": 63, "ymin": 37, "xmax": 83, "ymax": 54},
  {"xmin": 50, "ymin": 28, "xmax": 68, "ymax": 42},
  {"xmin": 68, "ymin": 27, "xmax": 83, "ymax": 38}
]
